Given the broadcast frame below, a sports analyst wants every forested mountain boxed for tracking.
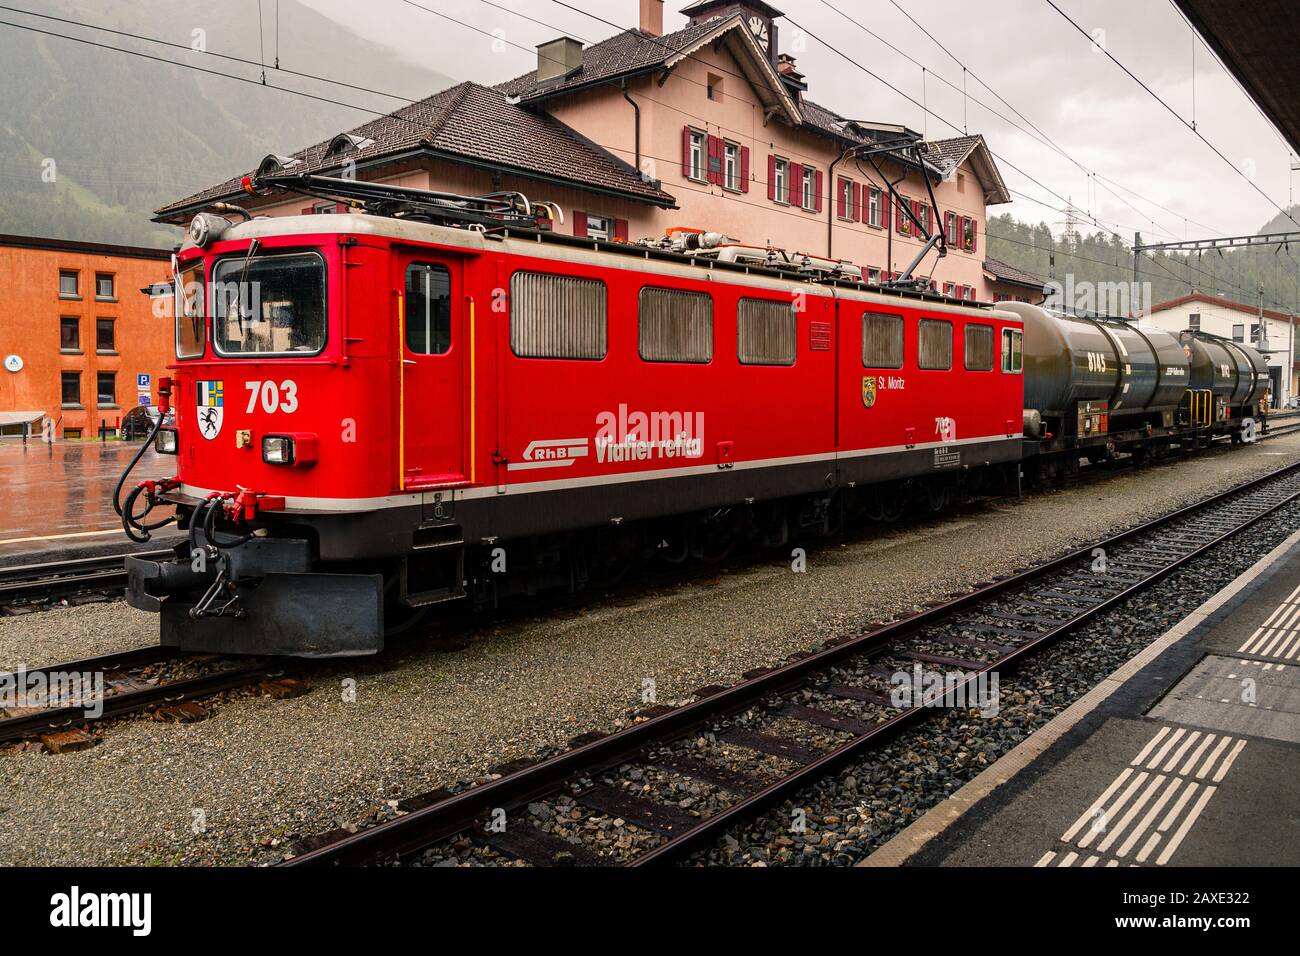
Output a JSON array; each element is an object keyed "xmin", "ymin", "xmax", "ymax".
[
  {"xmin": 987, "ymin": 208, "xmax": 1300, "ymax": 314},
  {"xmin": 0, "ymin": 0, "xmax": 451, "ymax": 246}
]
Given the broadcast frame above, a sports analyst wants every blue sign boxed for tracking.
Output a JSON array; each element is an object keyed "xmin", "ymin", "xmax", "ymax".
[
  {"xmin": 138, "ymin": 395, "xmax": 152, "ymax": 406},
  {"xmin": 137, "ymin": 373, "xmax": 151, "ymax": 388}
]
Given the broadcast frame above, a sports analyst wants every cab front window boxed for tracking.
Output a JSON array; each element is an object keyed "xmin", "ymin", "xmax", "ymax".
[
  {"xmin": 175, "ymin": 260, "xmax": 206, "ymax": 359},
  {"xmin": 212, "ymin": 251, "xmax": 326, "ymax": 355}
]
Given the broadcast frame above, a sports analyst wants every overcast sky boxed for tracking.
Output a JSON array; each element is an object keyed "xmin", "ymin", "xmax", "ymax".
[{"xmin": 298, "ymin": 0, "xmax": 1298, "ymax": 241}]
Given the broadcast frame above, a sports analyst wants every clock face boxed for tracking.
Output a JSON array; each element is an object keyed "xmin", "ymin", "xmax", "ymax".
[{"xmin": 748, "ymin": 14, "xmax": 769, "ymax": 50}]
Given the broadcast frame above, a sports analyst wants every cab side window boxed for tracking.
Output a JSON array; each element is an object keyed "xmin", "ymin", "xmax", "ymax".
[{"xmin": 406, "ymin": 263, "xmax": 452, "ymax": 355}]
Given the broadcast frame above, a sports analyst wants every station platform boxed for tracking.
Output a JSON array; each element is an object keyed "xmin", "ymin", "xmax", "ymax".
[
  {"xmin": 864, "ymin": 526, "xmax": 1300, "ymax": 868},
  {"xmin": 0, "ymin": 440, "xmax": 178, "ymax": 565}
]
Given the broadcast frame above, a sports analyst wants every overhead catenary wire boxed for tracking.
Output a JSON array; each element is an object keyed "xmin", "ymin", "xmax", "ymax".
[
  {"xmin": 1043, "ymin": 0, "xmax": 1300, "ymax": 232},
  {"xmin": 0, "ymin": 6, "xmax": 1289, "ymax": 311}
]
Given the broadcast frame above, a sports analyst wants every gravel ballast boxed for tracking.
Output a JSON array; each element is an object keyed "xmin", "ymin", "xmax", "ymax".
[{"xmin": 0, "ymin": 437, "xmax": 1298, "ymax": 865}]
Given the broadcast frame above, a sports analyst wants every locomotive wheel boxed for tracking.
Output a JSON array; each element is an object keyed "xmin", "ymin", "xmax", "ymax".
[{"xmin": 585, "ymin": 526, "xmax": 642, "ymax": 588}]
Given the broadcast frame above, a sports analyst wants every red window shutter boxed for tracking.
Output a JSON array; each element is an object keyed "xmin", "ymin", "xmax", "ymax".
[
  {"xmin": 614, "ymin": 218, "xmax": 628, "ymax": 242},
  {"xmin": 910, "ymin": 199, "xmax": 921, "ymax": 232},
  {"xmin": 836, "ymin": 177, "xmax": 848, "ymax": 218},
  {"xmin": 896, "ymin": 197, "xmax": 906, "ymax": 232},
  {"xmin": 789, "ymin": 163, "xmax": 802, "ymax": 204},
  {"xmin": 767, "ymin": 154, "xmax": 776, "ymax": 201},
  {"xmin": 882, "ymin": 191, "xmax": 890, "ymax": 230},
  {"xmin": 970, "ymin": 218, "xmax": 978, "ymax": 252},
  {"xmin": 814, "ymin": 169, "xmax": 824, "ymax": 213},
  {"xmin": 740, "ymin": 146, "xmax": 750, "ymax": 193},
  {"xmin": 301, "ymin": 205, "xmax": 315, "ymax": 215},
  {"xmin": 853, "ymin": 183, "xmax": 863, "ymax": 221},
  {"xmin": 573, "ymin": 211, "xmax": 588, "ymax": 238},
  {"xmin": 707, "ymin": 135, "xmax": 723, "ymax": 186},
  {"xmin": 682, "ymin": 126, "xmax": 692, "ymax": 178},
  {"xmin": 335, "ymin": 203, "xmax": 348, "ymax": 214}
]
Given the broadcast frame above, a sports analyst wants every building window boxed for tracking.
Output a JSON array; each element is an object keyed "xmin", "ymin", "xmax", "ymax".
[
  {"xmin": 918, "ymin": 204, "xmax": 931, "ymax": 236},
  {"xmin": 1232, "ymin": 323, "xmax": 1244, "ymax": 342},
  {"xmin": 585, "ymin": 214, "xmax": 612, "ymax": 241},
  {"xmin": 687, "ymin": 129, "xmax": 706, "ymax": 182},
  {"xmin": 405, "ymin": 263, "xmax": 452, "ymax": 355},
  {"xmin": 867, "ymin": 187, "xmax": 882, "ymax": 228},
  {"xmin": 1251, "ymin": 323, "xmax": 1261, "ymax": 343},
  {"xmin": 801, "ymin": 167, "xmax": 816, "ymax": 211},
  {"xmin": 723, "ymin": 142, "xmax": 741, "ymax": 190},
  {"xmin": 838, "ymin": 177, "xmax": 855, "ymax": 221},
  {"xmin": 773, "ymin": 158, "xmax": 788, "ymax": 204},
  {"xmin": 1189, "ymin": 313, "xmax": 1201, "ymax": 330},
  {"xmin": 707, "ymin": 72, "xmax": 723, "ymax": 102},
  {"xmin": 862, "ymin": 312, "xmax": 904, "ymax": 369},
  {"xmin": 61, "ymin": 372, "xmax": 81, "ymax": 406},
  {"xmin": 510, "ymin": 271, "xmax": 607, "ymax": 360},
  {"xmin": 918, "ymin": 318, "xmax": 953, "ymax": 370},
  {"xmin": 59, "ymin": 270, "xmax": 79, "ymax": 298},
  {"xmin": 946, "ymin": 211, "xmax": 960, "ymax": 245},
  {"xmin": 95, "ymin": 273, "xmax": 115, "ymax": 300},
  {"xmin": 96, "ymin": 318, "xmax": 115, "ymax": 352},
  {"xmin": 60, "ymin": 316, "xmax": 80, "ymax": 352},
  {"xmin": 867, "ymin": 267, "xmax": 882, "ymax": 284},
  {"xmin": 639, "ymin": 287, "xmax": 713, "ymax": 363},
  {"xmin": 963, "ymin": 285, "xmax": 976, "ymax": 302},
  {"xmin": 898, "ymin": 197, "xmax": 913, "ymax": 236},
  {"xmin": 964, "ymin": 323, "xmax": 994, "ymax": 371},
  {"xmin": 737, "ymin": 298, "xmax": 797, "ymax": 366},
  {"xmin": 97, "ymin": 372, "xmax": 117, "ymax": 406},
  {"xmin": 312, "ymin": 201, "xmax": 338, "ymax": 215},
  {"xmin": 1001, "ymin": 329, "xmax": 1023, "ymax": 373}
]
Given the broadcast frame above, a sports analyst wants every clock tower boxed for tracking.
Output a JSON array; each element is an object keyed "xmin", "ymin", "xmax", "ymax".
[{"xmin": 682, "ymin": 0, "xmax": 782, "ymax": 66}]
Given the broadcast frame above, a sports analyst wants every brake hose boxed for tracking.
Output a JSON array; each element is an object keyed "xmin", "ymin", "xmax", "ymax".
[{"xmin": 114, "ymin": 411, "xmax": 177, "ymax": 542}]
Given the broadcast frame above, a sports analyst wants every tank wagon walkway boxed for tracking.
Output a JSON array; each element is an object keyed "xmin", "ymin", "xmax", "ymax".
[{"xmin": 864, "ymin": 525, "xmax": 1300, "ymax": 868}]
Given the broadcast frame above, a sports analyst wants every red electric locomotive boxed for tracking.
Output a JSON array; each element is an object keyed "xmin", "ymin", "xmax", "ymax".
[{"xmin": 121, "ymin": 174, "xmax": 1026, "ymax": 657}]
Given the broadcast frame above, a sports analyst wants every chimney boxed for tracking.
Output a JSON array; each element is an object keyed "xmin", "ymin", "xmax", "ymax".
[
  {"xmin": 777, "ymin": 53, "xmax": 807, "ymax": 99},
  {"xmin": 639, "ymin": 0, "xmax": 664, "ymax": 37},
  {"xmin": 536, "ymin": 36, "xmax": 583, "ymax": 83}
]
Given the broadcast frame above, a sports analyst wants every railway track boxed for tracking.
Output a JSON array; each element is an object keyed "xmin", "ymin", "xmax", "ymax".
[
  {"xmin": 282, "ymin": 460, "xmax": 1300, "ymax": 866},
  {"xmin": 0, "ymin": 548, "xmax": 172, "ymax": 610},
  {"xmin": 0, "ymin": 646, "xmax": 289, "ymax": 746}
]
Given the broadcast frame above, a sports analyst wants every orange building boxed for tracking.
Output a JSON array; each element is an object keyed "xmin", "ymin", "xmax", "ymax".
[{"xmin": 0, "ymin": 234, "xmax": 173, "ymax": 440}]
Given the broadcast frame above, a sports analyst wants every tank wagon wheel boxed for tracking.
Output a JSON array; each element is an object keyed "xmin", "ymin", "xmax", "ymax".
[{"xmin": 879, "ymin": 486, "xmax": 907, "ymax": 523}]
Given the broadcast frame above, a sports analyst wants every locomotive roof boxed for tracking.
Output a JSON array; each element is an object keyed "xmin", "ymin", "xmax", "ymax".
[{"xmin": 193, "ymin": 212, "xmax": 1017, "ymax": 321}]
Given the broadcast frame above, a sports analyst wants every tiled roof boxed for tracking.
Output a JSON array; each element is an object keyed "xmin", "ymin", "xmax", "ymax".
[
  {"xmin": 920, "ymin": 135, "xmax": 982, "ymax": 175},
  {"xmin": 496, "ymin": 22, "xmax": 721, "ymax": 100},
  {"xmin": 984, "ymin": 257, "xmax": 1048, "ymax": 290},
  {"xmin": 156, "ymin": 82, "xmax": 674, "ymax": 219},
  {"xmin": 1150, "ymin": 291, "xmax": 1296, "ymax": 324}
]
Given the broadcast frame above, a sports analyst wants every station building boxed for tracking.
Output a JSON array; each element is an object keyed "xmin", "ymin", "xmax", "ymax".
[
  {"xmin": 0, "ymin": 234, "xmax": 173, "ymax": 440},
  {"xmin": 1145, "ymin": 291, "xmax": 1300, "ymax": 407},
  {"xmin": 156, "ymin": 0, "xmax": 1015, "ymax": 300}
]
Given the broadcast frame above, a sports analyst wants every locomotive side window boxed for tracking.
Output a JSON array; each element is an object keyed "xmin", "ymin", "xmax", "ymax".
[
  {"xmin": 737, "ymin": 297, "xmax": 796, "ymax": 366},
  {"xmin": 212, "ymin": 252, "xmax": 326, "ymax": 356},
  {"xmin": 1001, "ymin": 328, "xmax": 1023, "ymax": 373},
  {"xmin": 175, "ymin": 260, "xmax": 206, "ymax": 359},
  {"xmin": 638, "ymin": 287, "xmax": 712, "ymax": 363},
  {"xmin": 405, "ymin": 263, "xmax": 452, "ymax": 355},
  {"xmin": 510, "ymin": 272, "xmax": 607, "ymax": 360},
  {"xmin": 964, "ymin": 323, "xmax": 994, "ymax": 371},
  {"xmin": 918, "ymin": 318, "xmax": 952, "ymax": 370},
  {"xmin": 862, "ymin": 312, "xmax": 903, "ymax": 368}
]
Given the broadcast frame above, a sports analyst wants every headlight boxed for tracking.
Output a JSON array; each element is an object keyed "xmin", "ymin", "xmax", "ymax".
[
  {"xmin": 155, "ymin": 427, "xmax": 179, "ymax": 454},
  {"xmin": 263, "ymin": 435, "xmax": 295, "ymax": 465},
  {"xmin": 262, "ymin": 433, "xmax": 318, "ymax": 467}
]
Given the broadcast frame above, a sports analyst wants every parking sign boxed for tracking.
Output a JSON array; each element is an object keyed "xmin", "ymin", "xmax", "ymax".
[{"xmin": 137, "ymin": 373, "xmax": 151, "ymax": 389}]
